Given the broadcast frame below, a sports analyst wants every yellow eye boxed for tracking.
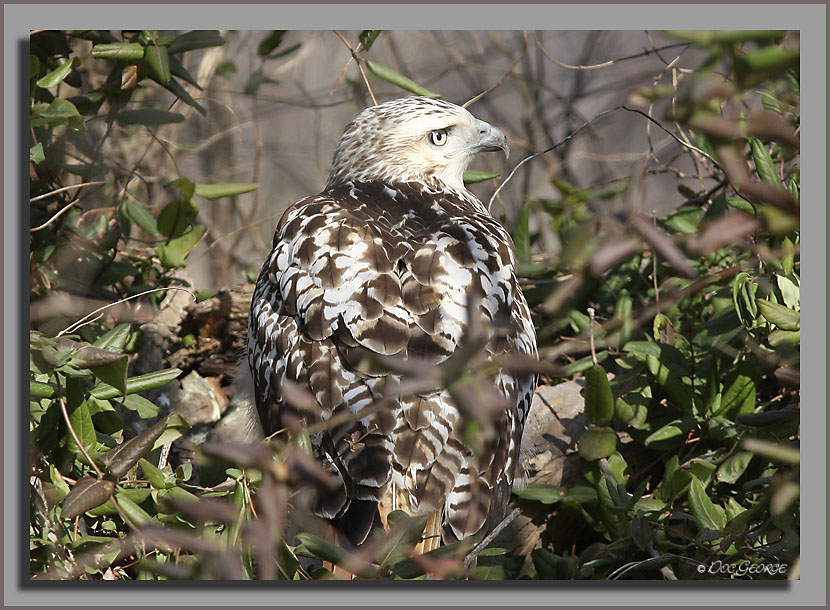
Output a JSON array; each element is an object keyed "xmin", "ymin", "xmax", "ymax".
[{"xmin": 429, "ymin": 129, "xmax": 448, "ymax": 146}]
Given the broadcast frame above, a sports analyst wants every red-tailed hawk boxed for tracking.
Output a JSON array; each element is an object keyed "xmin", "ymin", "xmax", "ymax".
[{"xmin": 247, "ymin": 96, "xmax": 537, "ymax": 553}]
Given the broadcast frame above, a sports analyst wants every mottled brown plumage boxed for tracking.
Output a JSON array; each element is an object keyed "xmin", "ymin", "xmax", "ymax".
[{"xmin": 248, "ymin": 97, "xmax": 537, "ymax": 550}]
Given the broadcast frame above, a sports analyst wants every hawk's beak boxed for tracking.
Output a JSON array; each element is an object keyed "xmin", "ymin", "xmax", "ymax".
[{"xmin": 475, "ymin": 120, "xmax": 510, "ymax": 159}]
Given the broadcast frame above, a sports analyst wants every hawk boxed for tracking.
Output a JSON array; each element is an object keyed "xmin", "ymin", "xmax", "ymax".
[{"xmin": 247, "ymin": 96, "xmax": 537, "ymax": 554}]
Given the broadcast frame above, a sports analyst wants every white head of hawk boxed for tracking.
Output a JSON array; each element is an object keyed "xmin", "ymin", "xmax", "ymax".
[
  {"xmin": 327, "ymin": 97, "xmax": 509, "ymax": 193},
  {"xmin": 247, "ymin": 96, "xmax": 537, "ymax": 555}
]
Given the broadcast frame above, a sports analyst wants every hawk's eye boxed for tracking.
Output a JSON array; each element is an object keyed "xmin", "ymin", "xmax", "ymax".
[{"xmin": 429, "ymin": 129, "xmax": 448, "ymax": 146}]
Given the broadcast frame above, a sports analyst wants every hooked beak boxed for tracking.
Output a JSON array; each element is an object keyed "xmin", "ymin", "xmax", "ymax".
[{"xmin": 474, "ymin": 119, "xmax": 510, "ymax": 159}]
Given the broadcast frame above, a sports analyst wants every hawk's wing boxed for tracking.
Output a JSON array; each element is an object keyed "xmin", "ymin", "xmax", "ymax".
[{"xmin": 248, "ymin": 180, "xmax": 536, "ymax": 545}]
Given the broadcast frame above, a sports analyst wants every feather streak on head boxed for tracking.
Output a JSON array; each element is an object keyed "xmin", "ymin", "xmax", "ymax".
[{"xmin": 326, "ymin": 97, "xmax": 508, "ymax": 193}]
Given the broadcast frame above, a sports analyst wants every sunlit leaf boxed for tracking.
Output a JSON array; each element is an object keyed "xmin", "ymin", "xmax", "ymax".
[
  {"xmin": 365, "ymin": 60, "xmax": 440, "ymax": 98},
  {"xmin": 194, "ymin": 183, "xmax": 259, "ymax": 200}
]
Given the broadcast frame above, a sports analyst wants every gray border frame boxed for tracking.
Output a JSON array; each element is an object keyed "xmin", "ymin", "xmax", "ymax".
[{"xmin": 5, "ymin": 4, "xmax": 826, "ymax": 607}]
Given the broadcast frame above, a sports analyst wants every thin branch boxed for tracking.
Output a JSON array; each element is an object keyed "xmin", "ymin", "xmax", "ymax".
[
  {"xmin": 58, "ymin": 286, "xmax": 196, "ymax": 337},
  {"xmin": 59, "ymin": 397, "xmax": 104, "ymax": 478},
  {"xmin": 30, "ymin": 181, "xmax": 106, "ymax": 203},
  {"xmin": 488, "ymin": 105, "xmax": 622, "ymax": 210},
  {"xmin": 462, "ymin": 507, "xmax": 521, "ymax": 569},
  {"xmin": 587, "ymin": 307, "xmax": 598, "ymax": 365},
  {"xmin": 462, "ymin": 31, "xmax": 527, "ymax": 109},
  {"xmin": 332, "ymin": 31, "xmax": 376, "ymax": 106},
  {"xmin": 489, "ymin": 105, "xmax": 722, "ymax": 210},
  {"xmin": 533, "ymin": 32, "xmax": 689, "ymax": 71},
  {"xmin": 330, "ymin": 39, "xmax": 364, "ymax": 96},
  {"xmin": 29, "ymin": 200, "xmax": 85, "ymax": 233}
]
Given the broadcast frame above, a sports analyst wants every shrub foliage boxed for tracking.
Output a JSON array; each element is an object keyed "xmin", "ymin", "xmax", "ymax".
[{"xmin": 29, "ymin": 30, "xmax": 799, "ymax": 580}]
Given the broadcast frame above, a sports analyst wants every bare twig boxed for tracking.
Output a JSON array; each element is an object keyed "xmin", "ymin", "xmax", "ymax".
[
  {"xmin": 59, "ymin": 396, "xmax": 104, "ymax": 478},
  {"xmin": 587, "ymin": 307, "xmax": 598, "ymax": 365},
  {"xmin": 29, "ymin": 200, "xmax": 85, "ymax": 233},
  {"xmin": 463, "ymin": 31, "xmax": 527, "ymax": 109},
  {"xmin": 332, "ymin": 31, "xmax": 377, "ymax": 106},
  {"xmin": 462, "ymin": 507, "xmax": 521, "ymax": 570},
  {"xmin": 533, "ymin": 32, "xmax": 689, "ymax": 71},
  {"xmin": 489, "ymin": 105, "xmax": 722, "ymax": 210},
  {"xmin": 58, "ymin": 286, "xmax": 196, "ymax": 337},
  {"xmin": 30, "ymin": 181, "xmax": 106, "ymax": 204}
]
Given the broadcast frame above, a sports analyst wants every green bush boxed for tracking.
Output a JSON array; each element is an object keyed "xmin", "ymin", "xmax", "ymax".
[{"xmin": 29, "ymin": 30, "xmax": 799, "ymax": 580}]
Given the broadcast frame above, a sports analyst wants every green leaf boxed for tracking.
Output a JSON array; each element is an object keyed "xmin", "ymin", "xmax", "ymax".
[
  {"xmin": 615, "ymin": 396, "xmax": 648, "ymax": 429},
  {"xmin": 29, "ymin": 53, "xmax": 40, "ymax": 80},
  {"xmin": 687, "ymin": 476, "xmax": 726, "ymax": 531},
  {"xmin": 116, "ymin": 109, "xmax": 185, "ymax": 127},
  {"xmin": 163, "ymin": 77, "xmax": 206, "ymax": 116},
  {"xmin": 122, "ymin": 394, "xmax": 160, "ymax": 419},
  {"xmin": 359, "ymin": 30, "xmax": 381, "ymax": 51},
  {"xmin": 89, "ymin": 356, "xmax": 129, "ymax": 396},
  {"xmin": 391, "ymin": 539, "xmax": 472, "ymax": 579},
  {"xmin": 30, "ymin": 142, "xmax": 45, "ymax": 164},
  {"xmin": 151, "ymin": 413, "xmax": 190, "ymax": 451},
  {"xmin": 365, "ymin": 60, "xmax": 440, "ymax": 98},
  {"xmin": 244, "ymin": 68, "xmax": 267, "ymax": 95},
  {"xmin": 144, "ymin": 43, "xmax": 170, "ymax": 85},
  {"xmin": 61, "ymin": 477, "xmax": 115, "ymax": 520},
  {"xmin": 215, "ymin": 60, "xmax": 237, "ymax": 79},
  {"xmin": 768, "ymin": 329, "xmax": 800, "ymax": 346},
  {"xmin": 168, "ymin": 54, "xmax": 202, "ymax": 88},
  {"xmin": 194, "ymin": 182, "xmax": 259, "ymax": 200},
  {"xmin": 139, "ymin": 457, "xmax": 169, "ymax": 489},
  {"xmin": 776, "ymin": 274, "xmax": 800, "ymax": 310},
  {"xmin": 257, "ymin": 31, "xmax": 286, "ymax": 57},
  {"xmin": 577, "ymin": 426, "xmax": 617, "ymax": 461},
  {"xmin": 295, "ymin": 532, "xmax": 377, "ymax": 578},
  {"xmin": 646, "ymin": 354, "xmax": 693, "ymax": 413},
  {"xmin": 511, "ymin": 202, "xmax": 532, "ymax": 265},
  {"xmin": 31, "ymin": 98, "xmax": 84, "ymax": 130},
  {"xmin": 749, "ymin": 138, "xmax": 783, "ymax": 188},
  {"xmin": 114, "ymin": 492, "xmax": 154, "ymax": 526},
  {"xmin": 584, "ymin": 364, "xmax": 614, "ymax": 425},
  {"xmin": 168, "ymin": 30, "xmax": 225, "ymax": 55},
  {"xmin": 757, "ymin": 298, "xmax": 800, "ymax": 330},
  {"xmin": 65, "ymin": 378, "xmax": 97, "ymax": 455},
  {"xmin": 666, "ymin": 30, "xmax": 785, "ymax": 46},
  {"xmin": 30, "ymin": 380, "xmax": 57, "ymax": 398},
  {"xmin": 84, "ymin": 488, "xmax": 151, "ymax": 517},
  {"xmin": 514, "ymin": 484, "xmax": 565, "ymax": 504},
  {"xmin": 93, "ymin": 323, "xmax": 132, "ymax": 353},
  {"xmin": 716, "ymin": 452, "xmax": 753, "ymax": 484},
  {"xmin": 157, "ymin": 197, "xmax": 198, "ymax": 239},
  {"xmin": 622, "ymin": 340, "xmax": 662, "ymax": 361},
  {"xmin": 462, "ymin": 170, "xmax": 500, "ymax": 185},
  {"xmin": 716, "ymin": 360, "xmax": 756, "ymax": 417},
  {"xmin": 91, "ymin": 42, "xmax": 144, "ymax": 60},
  {"xmin": 90, "ymin": 367, "xmax": 181, "ymax": 399},
  {"xmin": 531, "ymin": 548, "xmax": 559, "ymax": 579},
  {"xmin": 558, "ymin": 352, "xmax": 599, "ymax": 376},
  {"xmin": 644, "ymin": 416, "xmax": 696, "ymax": 448},
  {"xmin": 727, "ymin": 197, "xmax": 756, "ymax": 216},
  {"xmin": 36, "ymin": 57, "xmax": 79, "ymax": 89},
  {"xmin": 157, "ymin": 225, "xmax": 206, "ymax": 269},
  {"xmin": 122, "ymin": 201, "xmax": 161, "ymax": 237},
  {"xmin": 663, "ymin": 205, "xmax": 701, "ymax": 235},
  {"xmin": 734, "ymin": 47, "xmax": 799, "ymax": 88},
  {"xmin": 168, "ymin": 177, "xmax": 196, "ymax": 200},
  {"xmin": 690, "ymin": 460, "xmax": 716, "ymax": 488},
  {"xmin": 780, "ymin": 237, "xmax": 795, "ymax": 278}
]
